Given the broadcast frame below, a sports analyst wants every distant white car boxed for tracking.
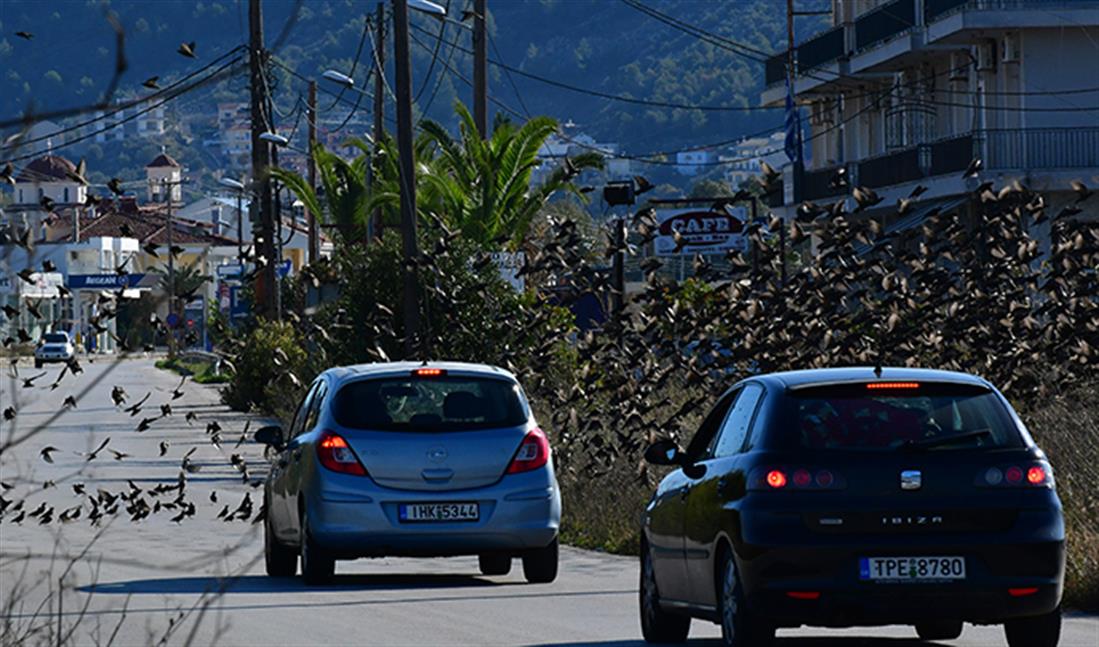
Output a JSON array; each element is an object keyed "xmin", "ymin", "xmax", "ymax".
[{"xmin": 35, "ymin": 332, "xmax": 74, "ymax": 368}]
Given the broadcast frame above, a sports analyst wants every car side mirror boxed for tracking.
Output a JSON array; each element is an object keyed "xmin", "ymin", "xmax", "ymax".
[
  {"xmin": 254, "ymin": 425, "xmax": 284, "ymax": 449},
  {"xmin": 644, "ymin": 439, "xmax": 685, "ymax": 466}
]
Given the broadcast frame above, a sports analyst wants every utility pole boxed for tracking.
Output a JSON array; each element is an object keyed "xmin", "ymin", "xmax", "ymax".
[
  {"xmin": 611, "ymin": 216, "xmax": 626, "ymax": 320},
  {"xmin": 393, "ymin": 0, "xmax": 422, "ymax": 357},
  {"xmin": 249, "ymin": 0, "xmax": 275, "ymax": 320},
  {"xmin": 306, "ymin": 80, "xmax": 318, "ymax": 263},
  {"xmin": 165, "ymin": 179, "xmax": 176, "ymax": 360},
  {"xmin": 370, "ymin": 2, "xmax": 386, "ymax": 241},
  {"xmin": 786, "ymin": 0, "xmax": 803, "ymax": 205},
  {"xmin": 473, "ymin": 0, "xmax": 488, "ymax": 137}
]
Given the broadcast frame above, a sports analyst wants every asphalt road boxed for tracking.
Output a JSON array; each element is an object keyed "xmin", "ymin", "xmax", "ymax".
[{"xmin": 2, "ymin": 357, "xmax": 1097, "ymax": 646}]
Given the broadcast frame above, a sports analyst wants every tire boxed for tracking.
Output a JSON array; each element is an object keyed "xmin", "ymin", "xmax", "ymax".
[
  {"xmin": 264, "ymin": 509, "xmax": 297, "ymax": 577},
  {"xmin": 522, "ymin": 537, "xmax": 559, "ymax": 583},
  {"xmin": 299, "ymin": 514, "xmax": 335, "ymax": 585},
  {"xmin": 718, "ymin": 550, "xmax": 773, "ymax": 647},
  {"xmin": 639, "ymin": 542, "xmax": 690, "ymax": 643},
  {"xmin": 479, "ymin": 553, "xmax": 512, "ymax": 576},
  {"xmin": 34, "ymin": 359, "xmax": 42, "ymax": 369},
  {"xmin": 1004, "ymin": 606, "xmax": 1061, "ymax": 647},
  {"xmin": 916, "ymin": 620, "xmax": 963, "ymax": 641}
]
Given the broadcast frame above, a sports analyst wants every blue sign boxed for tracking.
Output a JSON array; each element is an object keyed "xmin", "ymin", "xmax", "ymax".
[
  {"xmin": 67, "ymin": 274, "xmax": 152, "ymax": 289},
  {"xmin": 276, "ymin": 259, "xmax": 292, "ymax": 278},
  {"xmin": 230, "ymin": 285, "xmax": 250, "ymax": 318}
]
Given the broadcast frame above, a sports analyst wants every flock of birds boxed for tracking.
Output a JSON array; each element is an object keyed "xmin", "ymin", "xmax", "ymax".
[
  {"xmin": 1, "ymin": 364, "xmax": 262, "ymax": 528},
  {"xmin": 210, "ymin": 164, "xmax": 1098, "ymax": 483},
  {"xmin": 2, "ymin": 155, "xmax": 1097, "ymax": 528}
]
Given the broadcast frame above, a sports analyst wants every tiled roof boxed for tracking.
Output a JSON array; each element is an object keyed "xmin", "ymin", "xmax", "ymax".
[
  {"xmin": 146, "ymin": 153, "xmax": 181, "ymax": 168},
  {"xmin": 16, "ymin": 155, "xmax": 77, "ymax": 182},
  {"xmin": 50, "ymin": 199, "xmax": 239, "ymax": 246}
]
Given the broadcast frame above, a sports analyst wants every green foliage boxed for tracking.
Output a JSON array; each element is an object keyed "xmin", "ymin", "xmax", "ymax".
[
  {"xmin": 219, "ymin": 320, "xmax": 309, "ymax": 417},
  {"xmin": 688, "ymin": 178, "xmax": 733, "ymax": 199}
]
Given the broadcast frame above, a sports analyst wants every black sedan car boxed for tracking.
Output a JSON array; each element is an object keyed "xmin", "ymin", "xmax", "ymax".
[{"xmin": 640, "ymin": 368, "xmax": 1064, "ymax": 647}]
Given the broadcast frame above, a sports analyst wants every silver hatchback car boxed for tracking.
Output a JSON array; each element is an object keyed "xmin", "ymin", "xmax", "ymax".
[{"xmin": 256, "ymin": 362, "xmax": 562, "ymax": 585}]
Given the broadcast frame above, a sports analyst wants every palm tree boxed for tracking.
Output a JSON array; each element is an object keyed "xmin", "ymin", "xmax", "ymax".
[
  {"xmin": 269, "ymin": 139, "xmax": 375, "ymax": 244},
  {"xmin": 272, "ymin": 102, "xmax": 602, "ymax": 252},
  {"xmin": 412, "ymin": 102, "xmax": 603, "ymax": 248}
]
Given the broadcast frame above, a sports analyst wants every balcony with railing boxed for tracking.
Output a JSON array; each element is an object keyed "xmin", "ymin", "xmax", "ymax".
[
  {"xmin": 781, "ymin": 128, "xmax": 1097, "ymax": 205},
  {"xmin": 984, "ymin": 128, "xmax": 1099, "ymax": 170},
  {"xmin": 763, "ymin": 0, "xmax": 1099, "ymax": 95},
  {"xmin": 855, "ymin": 0, "xmax": 917, "ymax": 52}
]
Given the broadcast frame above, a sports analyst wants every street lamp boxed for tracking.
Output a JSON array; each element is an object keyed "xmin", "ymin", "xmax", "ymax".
[
  {"xmin": 322, "ymin": 69, "xmax": 354, "ymax": 87},
  {"xmin": 259, "ymin": 131, "xmax": 290, "ymax": 147}
]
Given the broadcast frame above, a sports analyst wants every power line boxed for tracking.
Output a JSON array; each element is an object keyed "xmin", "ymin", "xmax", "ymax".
[
  {"xmin": 1, "ymin": 45, "xmax": 247, "ymax": 145},
  {"xmin": 1, "ymin": 55, "xmax": 247, "ymax": 167}
]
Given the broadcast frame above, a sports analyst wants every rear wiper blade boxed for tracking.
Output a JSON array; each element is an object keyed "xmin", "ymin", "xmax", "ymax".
[{"xmin": 903, "ymin": 429, "xmax": 992, "ymax": 451}]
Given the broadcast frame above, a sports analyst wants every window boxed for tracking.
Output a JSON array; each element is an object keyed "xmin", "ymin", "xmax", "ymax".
[
  {"xmin": 63, "ymin": 187, "xmax": 69, "ymax": 203},
  {"xmin": 288, "ymin": 383, "xmax": 318, "ymax": 439},
  {"xmin": 710, "ymin": 383, "xmax": 765, "ymax": 458},
  {"xmin": 785, "ymin": 384, "xmax": 1021, "ymax": 452},
  {"xmin": 685, "ymin": 390, "xmax": 739, "ymax": 460},
  {"xmin": 301, "ymin": 382, "xmax": 327, "ymax": 436},
  {"xmin": 333, "ymin": 376, "xmax": 528, "ymax": 432}
]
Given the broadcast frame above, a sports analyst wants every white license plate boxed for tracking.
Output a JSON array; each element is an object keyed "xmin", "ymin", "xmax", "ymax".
[
  {"xmin": 399, "ymin": 502, "xmax": 479, "ymax": 523},
  {"xmin": 859, "ymin": 556, "xmax": 966, "ymax": 581}
]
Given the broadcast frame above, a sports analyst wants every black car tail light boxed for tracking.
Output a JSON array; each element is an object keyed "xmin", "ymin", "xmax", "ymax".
[
  {"xmin": 976, "ymin": 461, "xmax": 1053, "ymax": 488},
  {"xmin": 749, "ymin": 466, "xmax": 845, "ymax": 491}
]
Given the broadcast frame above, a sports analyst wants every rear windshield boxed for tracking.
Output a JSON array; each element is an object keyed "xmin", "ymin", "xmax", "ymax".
[
  {"xmin": 44, "ymin": 333, "xmax": 68, "ymax": 343},
  {"xmin": 784, "ymin": 383, "xmax": 1021, "ymax": 452},
  {"xmin": 333, "ymin": 376, "xmax": 528, "ymax": 432}
]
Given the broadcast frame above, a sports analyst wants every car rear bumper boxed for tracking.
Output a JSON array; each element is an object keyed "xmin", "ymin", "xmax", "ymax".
[
  {"xmin": 750, "ymin": 582, "xmax": 1062, "ymax": 626},
  {"xmin": 305, "ymin": 472, "xmax": 561, "ymax": 558},
  {"xmin": 739, "ymin": 539, "xmax": 1064, "ymax": 625},
  {"xmin": 35, "ymin": 353, "xmax": 72, "ymax": 362}
]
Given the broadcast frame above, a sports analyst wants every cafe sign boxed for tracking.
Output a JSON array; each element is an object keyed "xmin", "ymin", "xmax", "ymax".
[{"xmin": 654, "ymin": 207, "xmax": 748, "ymax": 255}]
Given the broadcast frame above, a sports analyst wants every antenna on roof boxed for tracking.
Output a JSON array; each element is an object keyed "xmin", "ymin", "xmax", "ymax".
[{"xmin": 873, "ymin": 362, "xmax": 883, "ymax": 379}]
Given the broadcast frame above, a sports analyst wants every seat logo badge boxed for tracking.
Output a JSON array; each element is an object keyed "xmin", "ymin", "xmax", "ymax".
[
  {"xmin": 427, "ymin": 447, "xmax": 448, "ymax": 463},
  {"xmin": 901, "ymin": 470, "xmax": 922, "ymax": 490}
]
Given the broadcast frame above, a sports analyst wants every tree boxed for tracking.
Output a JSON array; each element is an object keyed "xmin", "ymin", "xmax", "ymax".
[
  {"xmin": 688, "ymin": 178, "xmax": 733, "ymax": 199},
  {"xmin": 273, "ymin": 101, "xmax": 603, "ymax": 252}
]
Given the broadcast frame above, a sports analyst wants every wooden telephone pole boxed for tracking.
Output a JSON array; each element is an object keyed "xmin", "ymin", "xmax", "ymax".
[
  {"xmin": 307, "ymin": 80, "xmax": 318, "ymax": 264},
  {"xmin": 473, "ymin": 0, "xmax": 488, "ymax": 137},
  {"xmin": 249, "ymin": 0, "xmax": 275, "ymax": 319},
  {"xmin": 392, "ymin": 0, "xmax": 422, "ymax": 356}
]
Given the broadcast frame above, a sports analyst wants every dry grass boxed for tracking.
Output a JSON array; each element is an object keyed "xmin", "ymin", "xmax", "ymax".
[
  {"xmin": 558, "ymin": 381, "xmax": 1099, "ymax": 611},
  {"xmin": 1023, "ymin": 383, "xmax": 1099, "ymax": 611}
]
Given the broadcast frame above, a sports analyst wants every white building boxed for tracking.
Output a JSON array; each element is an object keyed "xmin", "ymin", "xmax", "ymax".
[
  {"xmin": 93, "ymin": 107, "xmax": 127, "ymax": 143},
  {"xmin": 721, "ymin": 132, "xmax": 786, "ymax": 189},
  {"xmin": 12, "ymin": 154, "xmax": 86, "ymax": 208},
  {"xmin": 760, "ymin": 0, "xmax": 1099, "ymax": 228},
  {"xmin": 145, "ymin": 152, "xmax": 183, "ymax": 203},
  {"xmin": 136, "ymin": 105, "xmax": 167, "ymax": 138},
  {"xmin": 675, "ymin": 150, "xmax": 717, "ymax": 176}
]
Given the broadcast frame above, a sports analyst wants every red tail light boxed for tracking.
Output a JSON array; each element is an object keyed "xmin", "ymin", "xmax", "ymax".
[
  {"xmin": 866, "ymin": 382, "xmax": 920, "ymax": 390},
  {"xmin": 412, "ymin": 368, "xmax": 446, "ymax": 377},
  {"xmin": 750, "ymin": 466, "xmax": 845, "ymax": 491},
  {"xmin": 1008, "ymin": 587, "xmax": 1039, "ymax": 597},
  {"xmin": 506, "ymin": 427, "xmax": 550, "ymax": 474},
  {"xmin": 767, "ymin": 470, "xmax": 788, "ymax": 488},
  {"xmin": 977, "ymin": 462, "xmax": 1052, "ymax": 488},
  {"xmin": 786, "ymin": 591, "xmax": 821, "ymax": 600},
  {"xmin": 317, "ymin": 430, "xmax": 367, "ymax": 476}
]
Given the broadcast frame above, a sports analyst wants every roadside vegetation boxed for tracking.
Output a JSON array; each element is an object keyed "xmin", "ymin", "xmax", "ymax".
[
  {"xmin": 214, "ymin": 102, "xmax": 1099, "ymax": 611},
  {"xmin": 154, "ymin": 356, "xmax": 231, "ymax": 384}
]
